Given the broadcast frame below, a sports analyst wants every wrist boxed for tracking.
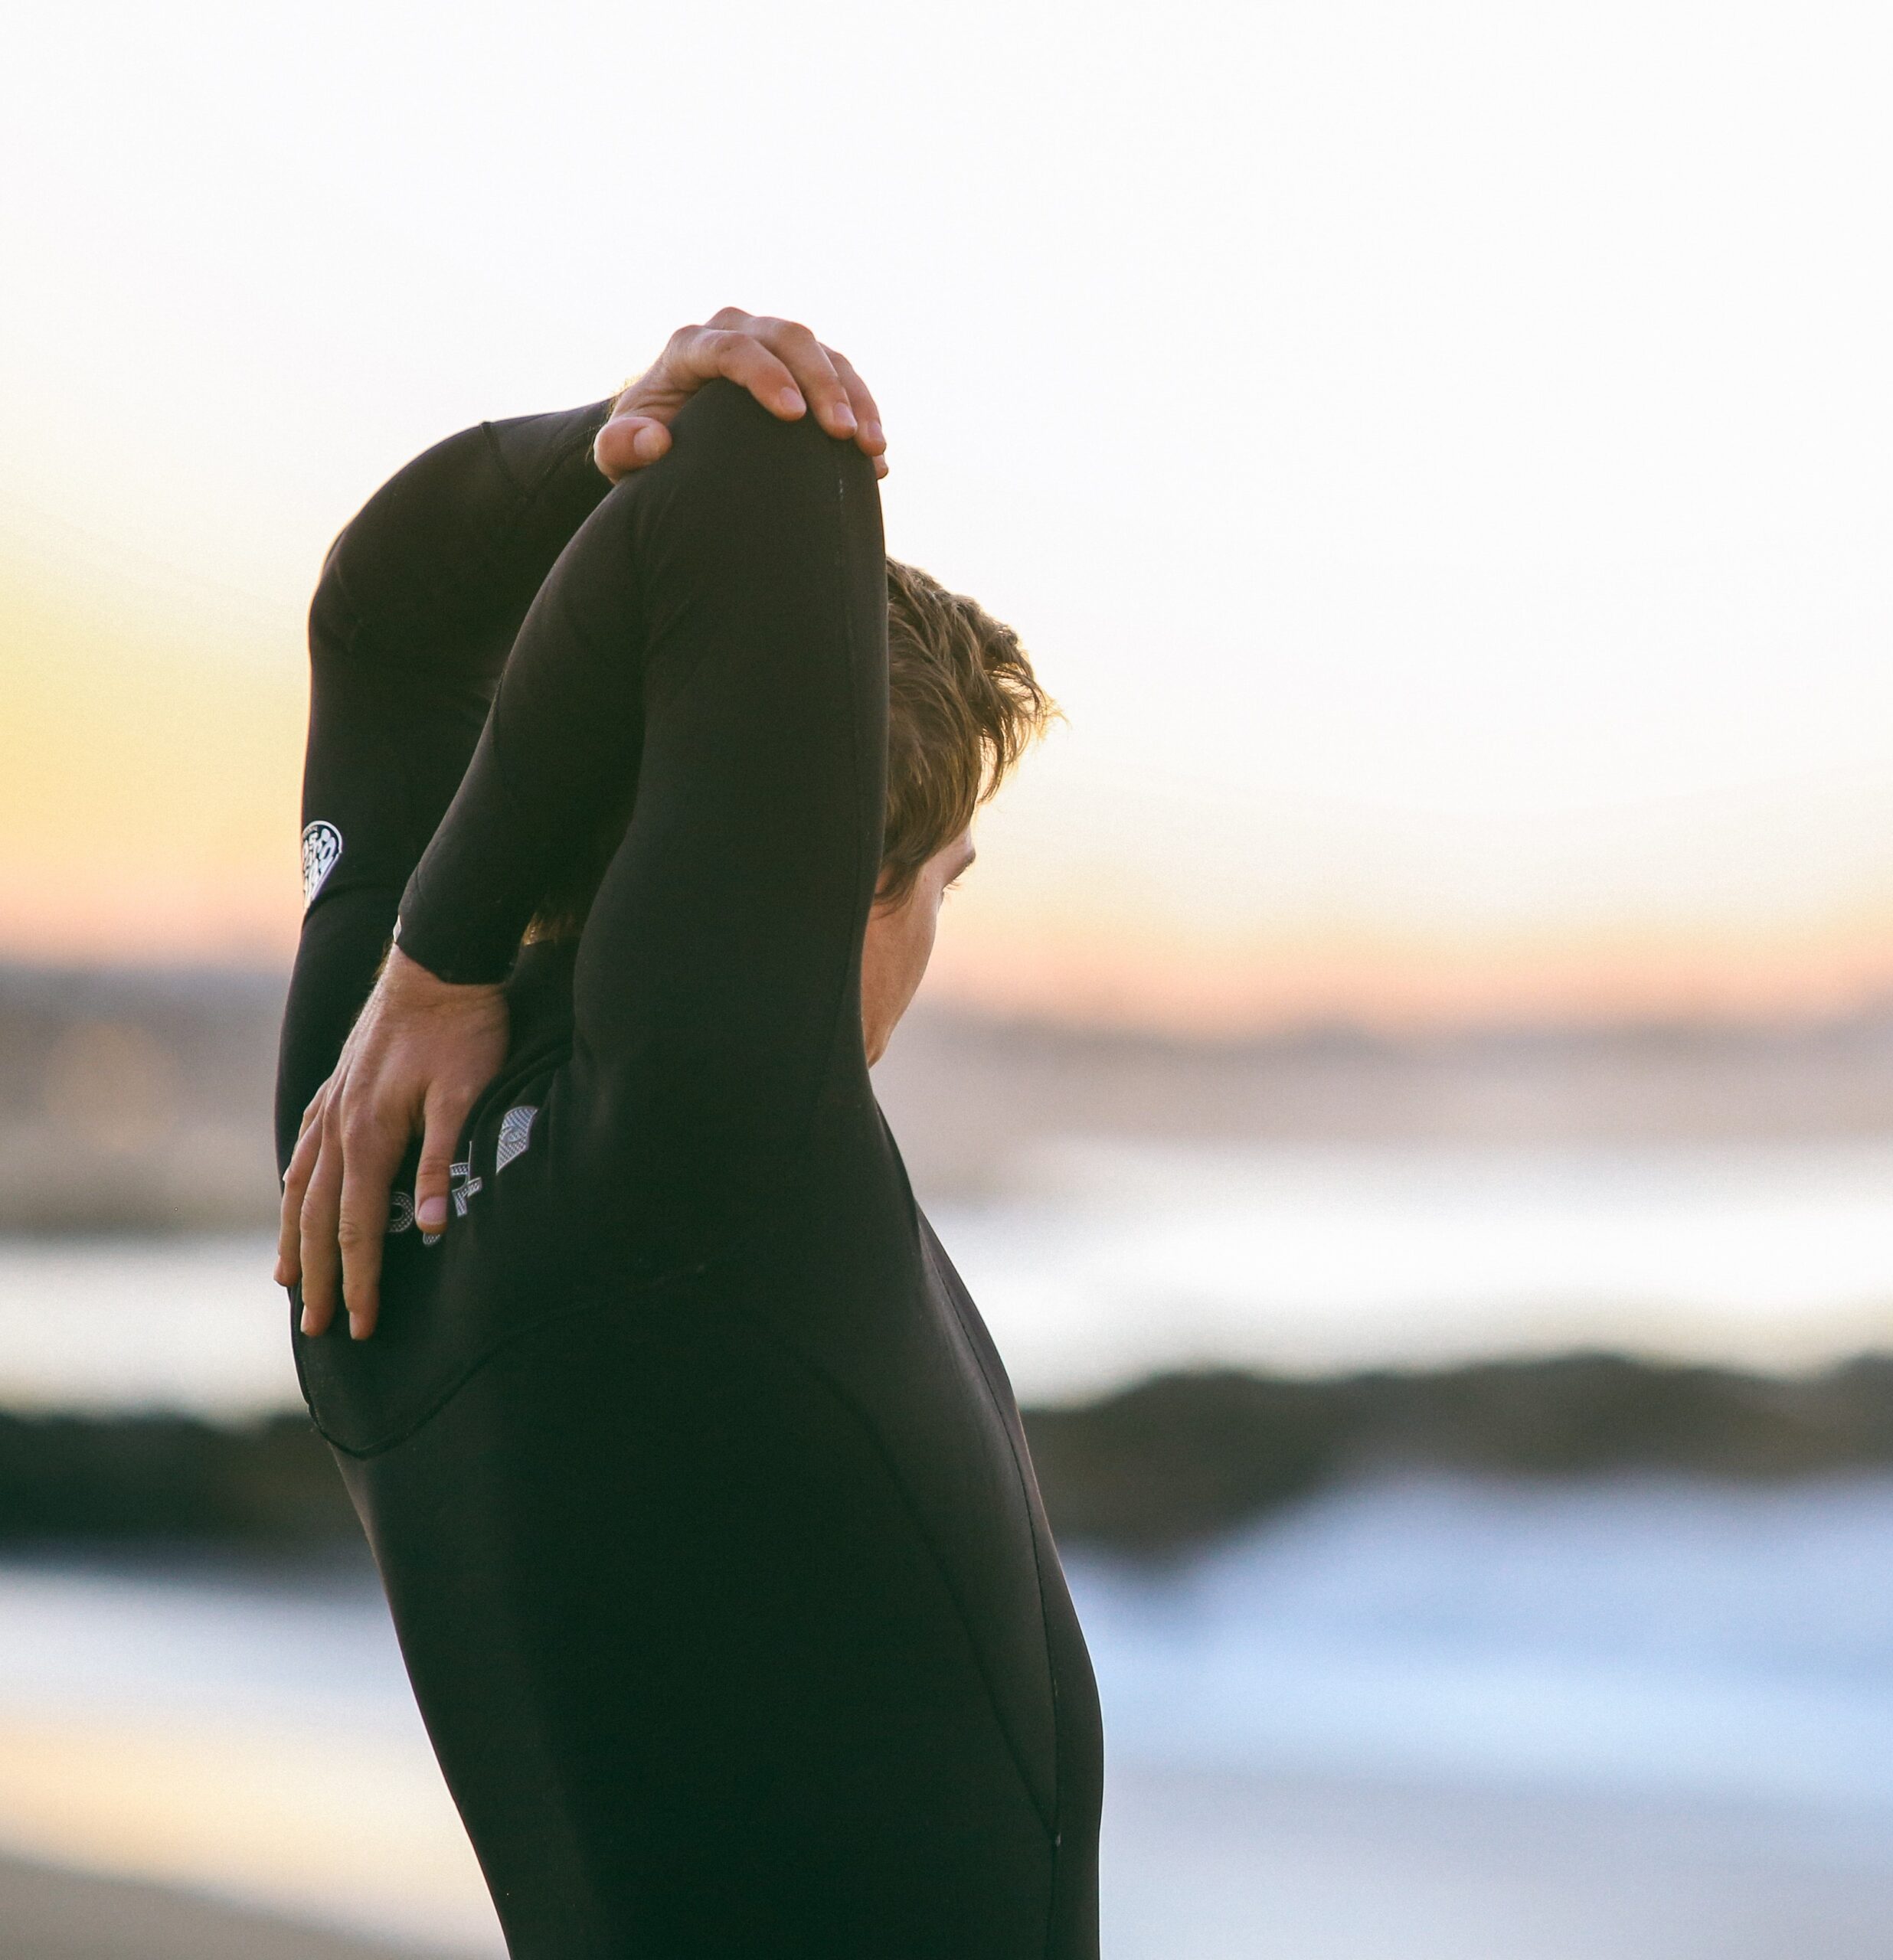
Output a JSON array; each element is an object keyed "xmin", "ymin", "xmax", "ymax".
[{"xmin": 383, "ymin": 943, "xmax": 502, "ymax": 999}]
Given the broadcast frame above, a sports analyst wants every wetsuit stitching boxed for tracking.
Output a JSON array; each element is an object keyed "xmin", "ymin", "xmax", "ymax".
[
  {"xmin": 919, "ymin": 1224, "xmax": 1067, "ymax": 1956},
  {"xmin": 313, "ymin": 1248, "xmax": 1060, "ymax": 1854},
  {"xmin": 306, "ymin": 1255, "xmax": 724, "ymax": 1460},
  {"xmin": 476, "ymin": 419, "xmax": 527, "ymax": 495},
  {"xmin": 865, "ymin": 1115, "xmax": 1066, "ymax": 1903},
  {"xmin": 326, "ymin": 411, "xmax": 604, "ymax": 681},
  {"xmin": 714, "ymin": 1293, "xmax": 1061, "ymax": 1847}
]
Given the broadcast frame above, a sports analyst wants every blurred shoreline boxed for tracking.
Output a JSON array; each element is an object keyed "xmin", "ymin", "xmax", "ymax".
[
  {"xmin": 18, "ymin": 959, "xmax": 1893, "ymax": 1227},
  {"xmin": 7, "ymin": 1350, "xmax": 1893, "ymax": 1559}
]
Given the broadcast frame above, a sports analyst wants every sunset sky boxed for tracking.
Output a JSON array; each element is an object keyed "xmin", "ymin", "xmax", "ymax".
[{"xmin": 5, "ymin": 0, "xmax": 1893, "ymax": 1029}]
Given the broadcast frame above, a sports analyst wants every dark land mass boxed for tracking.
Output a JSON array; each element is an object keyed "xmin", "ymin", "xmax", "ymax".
[
  {"xmin": 8, "ymin": 1353, "xmax": 1893, "ymax": 1559},
  {"xmin": 1024, "ymin": 1351, "xmax": 1893, "ymax": 1552},
  {"xmin": 17, "ymin": 960, "xmax": 1893, "ymax": 1226}
]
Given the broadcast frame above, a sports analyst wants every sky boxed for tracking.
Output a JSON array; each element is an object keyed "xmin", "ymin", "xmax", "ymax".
[{"xmin": 4, "ymin": 0, "xmax": 1893, "ymax": 1029}]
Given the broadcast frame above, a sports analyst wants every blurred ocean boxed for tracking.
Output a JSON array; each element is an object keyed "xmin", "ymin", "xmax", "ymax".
[{"xmin": 8, "ymin": 1135, "xmax": 1893, "ymax": 1413}]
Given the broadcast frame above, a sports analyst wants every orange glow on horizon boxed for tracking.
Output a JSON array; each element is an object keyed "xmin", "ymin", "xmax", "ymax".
[
  {"xmin": 922, "ymin": 906, "xmax": 1893, "ymax": 1035},
  {"xmin": 11, "ymin": 861, "xmax": 1893, "ymax": 1036},
  {"xmin": 10, "ymin": 500, "xmax": 1893, "ymax": 1036}
]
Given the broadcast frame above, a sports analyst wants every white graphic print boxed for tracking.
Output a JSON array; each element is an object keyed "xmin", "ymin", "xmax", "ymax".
[
  {"xmin": 400, "ymin": 1149, "xmax": 499, "ymax": 1247},
  {"xmin": 496, "ymin": 1105, "xmax": 538, "ymax": 1172},
  {"xmin": 301, "ymin": 821, "xmax": 344, "ymax": 906},
  {"xmin": 449, "ymin": 1159, "xmax": 483, "ymax": 1217}
]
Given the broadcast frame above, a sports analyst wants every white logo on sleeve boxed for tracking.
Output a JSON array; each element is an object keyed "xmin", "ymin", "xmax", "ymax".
[
  {"xmin": 496, "ymin": 1105, "xmax": 538, "ymax": 1172},
  {"xmin": 301, "ymin": 821, "xmax": 344, "ymax": 906}
]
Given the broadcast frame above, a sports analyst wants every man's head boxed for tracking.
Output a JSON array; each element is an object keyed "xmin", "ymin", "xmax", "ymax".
[
  {"xmin": 859, "ymin": 560, "xmax": 1053, "ymax": 1060},
  {"xmin": 530, "ymin": 557, "xmax": 1054, "ymax": 1060},
  {"xmin": 875, "ymin": 560, "xmax": 1050, "ymax": 903}
]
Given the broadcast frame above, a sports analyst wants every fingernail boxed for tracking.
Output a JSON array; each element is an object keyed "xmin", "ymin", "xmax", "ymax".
[
  {"xmin": 832, "ymin": 404, "xmax": 857, "ymax": 433},
  {"xmin": 348, "ymin": 1311, "xmax": 368, "ymax": 1341},
  {"xmin": 418, "ymin": 1196, "xmax": 447, "ymax": 1230},
  {"xmin": 299, "ymin": 1305, "xmax": 316, "ymax": 1336},
  {"xmin": 273, "ymin": 1259, "xmax": 286, "ymax": 1285},
  {"xmin": 634, "ymin": 426, "xmax": 664, "ymax": 460},
  {"xmin": 779, "ymin": 387, "xmax": 806, "ymax": 415},
  {"xmin": 863, "ymin": 421, "xmax": 883, "ymax": 446}
]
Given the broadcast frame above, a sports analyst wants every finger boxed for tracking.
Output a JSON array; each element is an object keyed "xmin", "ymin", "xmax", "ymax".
[
  {"xmin": 275, "ymin": 1115, "xmax": 325, "ymax": 1287},
  {"xmin": 593, "ymin": 413, "xmax": 672, "ymax": 483},
  {"xmin": 338, "ymin": 1125, "xmax": 402, "ymax": 1340},
  {"xmin": 413, "ymin": 1100, "xmax": 463, "ymax": 1241},
  {"xmin": 675, "ymin": 326, "xmax": 806, "ymax": 420},
  {"xmin": 297, "ymin": 1129, "xmax": 345, "ymax": 1338},
  {"xmin": 824, "ymin": 348, "xmax": 885, "ymax": 459},
  {"xmin": 750, "ymin": 318, "xmax": 856, "ymax": 440}
]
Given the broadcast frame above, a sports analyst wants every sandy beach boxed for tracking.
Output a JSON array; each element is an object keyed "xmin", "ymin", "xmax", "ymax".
[
  {"xmin": 15, "ymin": 1764, "xmax": 1893, "ymax": 1960},
  {"xmin": 0, "ymin": 1848, "xmax": 456, "ymax": 1960},
  {"xmin": 8, "ymin": 1470, "xmax": 1893, "ymax": 1957}
]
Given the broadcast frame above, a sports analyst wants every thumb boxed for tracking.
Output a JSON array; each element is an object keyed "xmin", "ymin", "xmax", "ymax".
[{"xmin": 593, "ymin": 413, "xmax": 672, "ymax": 482}]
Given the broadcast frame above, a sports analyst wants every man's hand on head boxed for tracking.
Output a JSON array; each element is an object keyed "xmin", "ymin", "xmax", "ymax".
[{"xmin": 594, "ymin": 308, "xmax": 888, "ymax": 483}]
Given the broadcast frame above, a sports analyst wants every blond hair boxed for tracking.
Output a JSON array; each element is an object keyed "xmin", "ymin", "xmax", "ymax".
[
  {"xmin": 527, "ymin": 558, "xmax": 1053, "ymax": 939},
  {"xmin": 876, "ymin": 558, "xmax": 1054, "ymax": 901}
]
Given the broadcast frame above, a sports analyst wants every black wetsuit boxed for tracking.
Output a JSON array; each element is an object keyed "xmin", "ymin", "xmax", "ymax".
[{"xmin": 273, "ymin": 382, "xmax": 1103, "ymax": 1959}]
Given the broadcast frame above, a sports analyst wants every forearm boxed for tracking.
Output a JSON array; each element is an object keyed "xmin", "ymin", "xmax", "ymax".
[
  {"xmin": 296, "ymin": 398, "xmax": 617, "ymax": 936},
  {"xmin": 400, "ymin": 381, "xmax": 886, "ymax": 1106},
  {"xmin": 318, "ymin": 400, "xmax": 614, "ymax": 681},
  {"xmin": 277, "ymin": 400, "xmax": 613, "ymax": 1147},
  {"xmin": 391, "ymin": 475, "xmax": 651, "ymax": 985}
]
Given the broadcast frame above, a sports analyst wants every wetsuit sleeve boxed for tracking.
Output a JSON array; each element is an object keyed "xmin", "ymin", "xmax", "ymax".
[
  {"xmin": 273, "ymin": 400, "xmax": 613, "ymax": 1169},
  {"xmin": 396, "ymin": 381, "xmax": 888, "ymax": 1195}
]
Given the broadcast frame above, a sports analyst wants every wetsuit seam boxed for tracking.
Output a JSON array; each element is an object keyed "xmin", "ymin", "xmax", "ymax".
[
  {"xmin": 477, "ymin": 419, "xmax": 528, "ymax": 495},
  {"xmin": 920, "ymin": 1224, "xmax": 1068, "ymax": 1945},
  {"xmin": 306, "ymin": 1255, "xmax": 726, "ymax": 1460},
  {"xmin": 325, "ymin": 416, "xmax": 601, "ymax": 674},
  {"xmin": 716, "ymin": 1293, "xmax": 1061, "ymax": 1847},
  {"xmin": 866, "ymin": 1121, "xmax": 1066, "ymax": 1929},
  {"xmin": 480, "ymin": 408, "xmax": 608, "ymax": 501}
]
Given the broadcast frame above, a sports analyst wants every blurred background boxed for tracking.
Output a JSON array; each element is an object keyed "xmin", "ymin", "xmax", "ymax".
[{"xmin": 6, "ymin": 2, "xmax": 1893, "ymax": 1955}]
